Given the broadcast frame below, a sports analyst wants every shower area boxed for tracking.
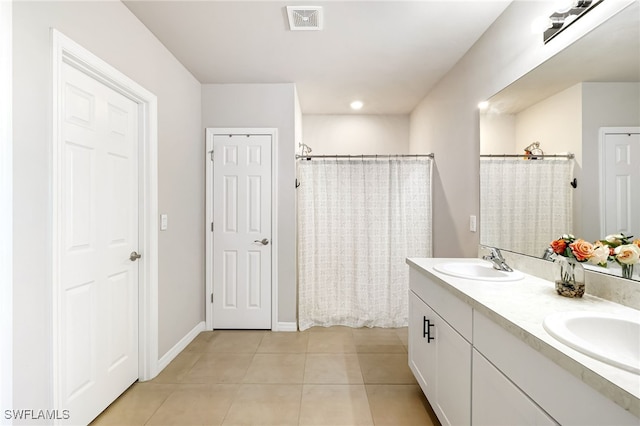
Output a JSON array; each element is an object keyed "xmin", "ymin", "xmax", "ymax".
[{"xmin": 295, "ymin": 151, "xmax": 433, "ymax": 330}]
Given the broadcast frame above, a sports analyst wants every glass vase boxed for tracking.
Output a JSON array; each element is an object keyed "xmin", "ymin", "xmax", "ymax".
[
  {"xmin": 554, "ymin": 257, "xmax": 585, "ymax": 298},
  {"xmin": 621, "ymin": 263, "xmax": 634, "ymax": 280}
]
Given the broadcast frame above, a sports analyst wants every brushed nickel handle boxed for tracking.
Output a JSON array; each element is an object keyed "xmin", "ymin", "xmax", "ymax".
[
  {"xmin": 130, "ymin": 251, "xmax": 142, "ymax": 261},
  {"xmin": 254, "ymin": 238, "xmax": 269, "ymax": 246}
]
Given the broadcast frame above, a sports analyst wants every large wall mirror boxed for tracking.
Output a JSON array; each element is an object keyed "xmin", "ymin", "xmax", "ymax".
[{"xmin": 480, "ymin": 3, "xmax": 640, "ymax": 281}]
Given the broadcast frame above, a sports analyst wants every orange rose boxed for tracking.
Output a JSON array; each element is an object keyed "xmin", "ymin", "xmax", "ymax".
[
  {"xmin": 550, "ymin": 239, "xmax": 567, "ymax": 254},
  {"xmin": 569, "ymin": 239, "xmax": 594, "ymax": 261}
]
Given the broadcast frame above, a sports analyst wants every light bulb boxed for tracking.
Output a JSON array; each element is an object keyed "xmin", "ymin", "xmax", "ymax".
[{"xmin": 350, "ymin": 100, "xmax": 363, "ymax": 110}]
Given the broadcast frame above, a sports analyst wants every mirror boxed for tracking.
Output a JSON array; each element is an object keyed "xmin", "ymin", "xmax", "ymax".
[{"xmin": 480, "ymin": 4, "xmax": 640, "ymax": 281}]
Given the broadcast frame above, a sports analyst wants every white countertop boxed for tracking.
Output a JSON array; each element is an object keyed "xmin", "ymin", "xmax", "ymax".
[{"xmin": 407, "ymin": 257, "xmax": 640, "ymax": 417}]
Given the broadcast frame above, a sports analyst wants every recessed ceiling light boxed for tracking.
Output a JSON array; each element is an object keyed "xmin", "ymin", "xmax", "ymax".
[
  {"xmin": 350, "ymin": 100, "xmax": 363, "ymax": 110},
  {"xmin": 478, "ymin": 101, "xmax": 489, "ymax": 110}
]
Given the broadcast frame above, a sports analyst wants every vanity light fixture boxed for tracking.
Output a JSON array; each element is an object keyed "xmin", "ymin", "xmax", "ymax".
[
  {"xmin": 532, "ymin": 0, "xmax": 602, "ymax": 43},
  {"xmin": 350, "ymin": 100, "xmax": 364, "ymax": 110}
]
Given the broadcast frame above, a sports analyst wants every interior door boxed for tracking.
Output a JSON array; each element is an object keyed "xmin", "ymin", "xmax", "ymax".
[
  {"xmin": 60, "ymin": 62, "xmax": 139, "ymax": 424},
  {"xmin": 602, "ymin": 131, "xmax": 640, "ymax": 237},
  {"xmin": 212, "ymin": 134, "xmax": 272, "ymax": 329}
]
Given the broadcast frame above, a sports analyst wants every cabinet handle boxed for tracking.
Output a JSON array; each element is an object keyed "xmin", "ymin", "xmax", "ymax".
[{"xmin": 423, "ymin": 316, "xmax": 435, "ymax": 343}]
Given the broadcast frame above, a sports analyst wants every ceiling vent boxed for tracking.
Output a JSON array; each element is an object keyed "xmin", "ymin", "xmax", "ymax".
[{"xmin": 286, "ymin": 6, "xmax": 323, "ymax": 31}]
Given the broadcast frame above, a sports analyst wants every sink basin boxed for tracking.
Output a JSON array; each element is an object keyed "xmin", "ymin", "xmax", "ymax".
[
  {"xmin": 543, "ymin": 311, "xmax": 640, "ymax": 374},
  {"xmin": 433, "ymin": 260, "xmax": 524, "ymax": 282}
]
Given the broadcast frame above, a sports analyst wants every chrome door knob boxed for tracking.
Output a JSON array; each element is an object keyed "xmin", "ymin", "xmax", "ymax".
[
  {"xmin": 254, "ymin": 238, "xmax": 270, "ymax": 246},
  {"xmin": 130, "ymin": 251, "xmax": 142, "ymax": 261}
]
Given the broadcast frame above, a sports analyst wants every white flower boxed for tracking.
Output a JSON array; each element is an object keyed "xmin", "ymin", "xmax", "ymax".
[
  {"xmin": 614, "ymin": 244, "xmax": 640, "ymax": 265},
  {"xmin": 589, "ymin": 244, "xmax": 610, "ymax": 267},
  {"xmin": 605, "ymin": 234, "xmax": 624, "ymax": 244}
]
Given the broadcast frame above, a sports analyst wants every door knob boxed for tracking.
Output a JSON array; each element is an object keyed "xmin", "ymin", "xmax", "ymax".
[
  {"xmin": 130, "ymin": 251, "xmax": 142, "ymax": 261},
  {"xmin": 254, "ymin": 238, "xmax": 270, "ymax": 246}
]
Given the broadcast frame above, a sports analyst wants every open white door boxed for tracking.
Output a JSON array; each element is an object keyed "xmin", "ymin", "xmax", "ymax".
[
  {"xmin": 58, "ymin": 61, "xmax": 140, "ymax": 424},
  {"xmin": 207, "ymin": 131, "xmax": 274, "ymax": 330}
]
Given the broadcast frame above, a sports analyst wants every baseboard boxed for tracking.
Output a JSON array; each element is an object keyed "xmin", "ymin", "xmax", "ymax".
[
  {"xmin": 274, "ymin": 321, "xmax": 298, "ymax": 332},
  {"xmin": 157, "ymin": 321, "xmax": 206, "ymax": 372}
]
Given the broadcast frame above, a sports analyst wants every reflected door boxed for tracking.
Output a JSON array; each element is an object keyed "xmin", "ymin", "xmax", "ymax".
[
  {"xmin": 212, "ymin": 134, "xmax": 272, "ymax": 329},
  {"xmin": 602, "ymin": 130, "xmax": 640, "ymax": 238}
]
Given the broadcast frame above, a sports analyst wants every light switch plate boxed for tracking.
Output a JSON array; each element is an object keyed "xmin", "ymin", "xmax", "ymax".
[
  {"xmin": 469, "ymin": 215, "xmax": 477, "ymax": 232},
  {"xmin": 160, "ymin": 214, "xmax": 168, "ymax": 231}
]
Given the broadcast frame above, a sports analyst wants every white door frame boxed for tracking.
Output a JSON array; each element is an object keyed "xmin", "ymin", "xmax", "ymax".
[
  {"xmin": 205, "ymin": 128, "xmax": 279, "ymax": 331},
  {"xmin": 51, "ymin": 29, "xmax": 159, "ymax": 412},
  {"xmin": 0, "ymin": 1, "xmax": 13, "ymax": 421},
  {"xmin": 598, "ymin": 126, "xmax": 640, "ymax": 236}
]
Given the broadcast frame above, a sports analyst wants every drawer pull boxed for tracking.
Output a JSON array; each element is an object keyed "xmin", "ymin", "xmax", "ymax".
[{"xmin": 423, "ymin": 316, "xmax": 435, "ymax": 343}]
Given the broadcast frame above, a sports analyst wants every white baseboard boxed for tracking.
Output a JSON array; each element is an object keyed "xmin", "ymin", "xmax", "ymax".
[
  {"xmin": 157, "ymin": 321, "xmax": 206, "ymax": 372},
  {"xmin": 274, "ymin": 322, "xmax": 298, "ymax": 332}
]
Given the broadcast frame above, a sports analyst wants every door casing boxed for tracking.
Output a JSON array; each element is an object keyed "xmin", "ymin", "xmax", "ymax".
[
  {"xmin": 51, "ymin": 29, "xmax": 159, "ymax": 414},
  {"xmin": 205, "ymin": 128, "xmax": 279, "ymax": 331}
]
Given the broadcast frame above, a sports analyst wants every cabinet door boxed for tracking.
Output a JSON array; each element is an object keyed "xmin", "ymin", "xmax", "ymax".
[
  {"xmin": 409, "ymin": 292, "xmax": 471, "ymax": 426},
  {"xmin": 409, "ymin": 292, "xmax": 436, "ymax": 399},
  {"xmin": 473, "ymin": 349, "xmax": 558, "ymax": 426},
  {"xmin": 433, "ymin": 309, "xmax": 472, "ymax": 426}
]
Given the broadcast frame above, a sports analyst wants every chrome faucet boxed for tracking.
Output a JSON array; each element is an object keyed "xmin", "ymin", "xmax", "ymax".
[
  {"xmin": 541, "ymin": 247, "xmax": 555, "ymax": 261},
  {"xmin": 482, "ymin": 247, "xmax": 513, "ymax": 272}
]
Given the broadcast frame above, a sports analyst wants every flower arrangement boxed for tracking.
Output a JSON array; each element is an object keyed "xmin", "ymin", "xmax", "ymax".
[{"xmin": 549, "ymin": 233, "xmax": 640, "ymax": 280}]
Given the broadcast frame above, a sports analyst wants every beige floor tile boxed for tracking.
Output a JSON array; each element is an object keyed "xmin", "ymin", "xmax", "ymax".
[
  {"xmin": 366, "ymin": 384, "xmax": 439, "ymax": 426},
  {"xmin": 205, "ymin": 331, "xmax": 266, "ymax": 353},
  {"xmin": 352, "ymin": 328, "xmax": 404, "ymax": 346},
  {"xmin": 303, "ymin": 325, "xmax": 354, "ymax": 334},
  {"xmin": 395, "ymin": 327, "xmax": 409, "ymax": 347},
  {"xmin": 182, "ymin": 353, "xmax": 254, "ymax": 383},
  {"xmin": 222, "ymin": 384, "xmax": 302, "ymax": 425},
  {"xmin": 183, "ymin": 331, "xmax": 217, "ymax": 353},
  {"xmin": 257, "ymin": 332, "xmax": 309, "ymax": 353},
  {"xmin": 145, "ymin": 384, "xmax": 238, "ymax": 425},
  {"xmin": 243, "ymin": 353, "xmax": 306, "ymax": 384},
  {"xmin": 90, "ymin": 383, "xmax": 176, "ymax": 425},
  {"xmin": 358, "ymin": 353, "xmax": 417, "ymax": 384},
  {"xmin": 299, "ymin": 384, "xmax": 373, "ymax": 426},
  {"xmin": 307, "ymin": 332, "xmax": 357, "ymax": 353},
  {"xmin": 151, "ymin": 351, "xmax": 203, "ymax": 383},
  {"xmin": 303, "ymin": 354, "xmax": 363, "ymax": 384}
]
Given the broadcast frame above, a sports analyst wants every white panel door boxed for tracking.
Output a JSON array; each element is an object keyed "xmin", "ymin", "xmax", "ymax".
[
  {"xmin": 603, "ymin": 131, "xmax": 640, "ymax": 237},
  {"xmin": 213, "ymin": 134, "xmax": 272, "ymax": 329},
  {"xmin": 60, "ymin": 62, "xmax": 139, "ymax": 424}
]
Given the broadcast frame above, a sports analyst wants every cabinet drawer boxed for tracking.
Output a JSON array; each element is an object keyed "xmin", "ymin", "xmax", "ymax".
[{"xmin": 409, "ymin": 268, "xmax": 472, "ymax": 341}]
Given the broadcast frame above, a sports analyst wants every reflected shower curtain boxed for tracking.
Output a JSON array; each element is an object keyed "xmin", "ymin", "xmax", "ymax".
[
  {"xmin": 480, "ymin": 159, "xmax": 574, "ymax": 255},
  {"xmin": 297, "ymin": 158, "xmax": 432, "ymax": 331}
]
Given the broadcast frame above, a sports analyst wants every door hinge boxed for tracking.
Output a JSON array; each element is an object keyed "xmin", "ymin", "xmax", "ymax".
[
  {"xmin": 209, "ymin": 150, "xmax": 214, "ymax": 161},
  {"xmin": 211, "ymin": 222, "xmax": 214, "ymax": 232},
  {"xmin": 210, "ymin": 293, "xmax": 214, "ymax": 303}
]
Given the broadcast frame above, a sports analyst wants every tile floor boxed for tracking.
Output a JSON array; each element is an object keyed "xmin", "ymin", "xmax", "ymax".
[{"xmin": 91, "ymin": 326, "xmax": 440, "ymax": 426}]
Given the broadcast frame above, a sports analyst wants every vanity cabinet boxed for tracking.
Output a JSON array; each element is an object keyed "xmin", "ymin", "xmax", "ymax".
[{"xmin": 408, "ymin": 270, "xmax": 472, "ymax": 426}]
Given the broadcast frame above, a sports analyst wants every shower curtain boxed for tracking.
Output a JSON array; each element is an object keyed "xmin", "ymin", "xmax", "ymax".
[
  {"xmin": 480, "ymin": 158, "xmax": 574, "ymax": 255},
  {"xmin": 297, "ymin": 158, "xmax": 432, "ymax": 331}
]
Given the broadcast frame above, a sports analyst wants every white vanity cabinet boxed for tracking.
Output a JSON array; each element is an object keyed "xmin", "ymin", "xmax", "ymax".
[{"xmin": 408, "ymin": 269, "xmax": 472, "ymax": 426}]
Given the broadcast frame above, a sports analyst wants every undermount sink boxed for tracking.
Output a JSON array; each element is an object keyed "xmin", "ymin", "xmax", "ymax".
[
  {"xmin": 433, "ymin": 260, "xmax": 524, "ymax": 282},
  {"xmin": 543, "ymin": 311, "xmax": 640, "ymax": 374}
]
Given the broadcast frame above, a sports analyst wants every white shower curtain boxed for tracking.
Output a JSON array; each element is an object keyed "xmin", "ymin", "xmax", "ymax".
[
  {"xmin": 297, "ymin": 158, "xmax": 432, "ymax": 331},
  {"xmin": 480, "ymin": 158, "xmax": 574, "ymax": 255}
]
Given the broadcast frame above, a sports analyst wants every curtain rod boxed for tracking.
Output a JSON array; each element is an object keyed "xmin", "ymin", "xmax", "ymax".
[
  {"xmin": 295, "ymin": 153, "xmax": 434, "ymax": 160},
  {"xmin": 480, "ymin": 153, "xmax": 574, "ymax": 159}
]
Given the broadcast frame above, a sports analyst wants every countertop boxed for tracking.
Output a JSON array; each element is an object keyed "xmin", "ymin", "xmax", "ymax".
[{"xmin": 406, "ymin": 257, "xmax": 640, "ymax": 417}]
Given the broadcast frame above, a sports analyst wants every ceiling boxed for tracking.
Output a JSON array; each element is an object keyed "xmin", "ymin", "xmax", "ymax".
[{"xmin": 123, "ymin": 1, "xmax": 512, "ymax": 114}]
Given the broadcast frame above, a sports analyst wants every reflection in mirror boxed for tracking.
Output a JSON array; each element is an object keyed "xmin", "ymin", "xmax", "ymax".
[{"xmin": 479, "ymin": 3, "xmax": 640, "ymax": 281}]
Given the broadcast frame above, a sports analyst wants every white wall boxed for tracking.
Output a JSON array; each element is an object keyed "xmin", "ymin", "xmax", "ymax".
[
  {"xmin": 302, "ymin": 115, "xmax": 410, "ymax": 155},
  {"xmin": 1, "ymin": 1, "xmax": 12, "ymax": 420},
  {"xmin": 201, "ymin": 83, "xmax": 298, "ymax": 326},
  {"xmin": 582, "ymin": 82, "xmax": 640, "ymax": 240},
  {"xmin": 479, "ymin": 113, "xmax": 516, "ymax": 155},
  {"xmin": 13, "ymin": 0, "xmax": 203, "ymax": 412},
  {"xmin": 409, "ymin": 0, "xmax": 634, "ymax": 257}
]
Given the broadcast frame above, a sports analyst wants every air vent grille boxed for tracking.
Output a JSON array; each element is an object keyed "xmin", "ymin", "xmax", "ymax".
[{"xmin": 287, "ymin": 6, "xmax": 323, "ymax": 31}]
